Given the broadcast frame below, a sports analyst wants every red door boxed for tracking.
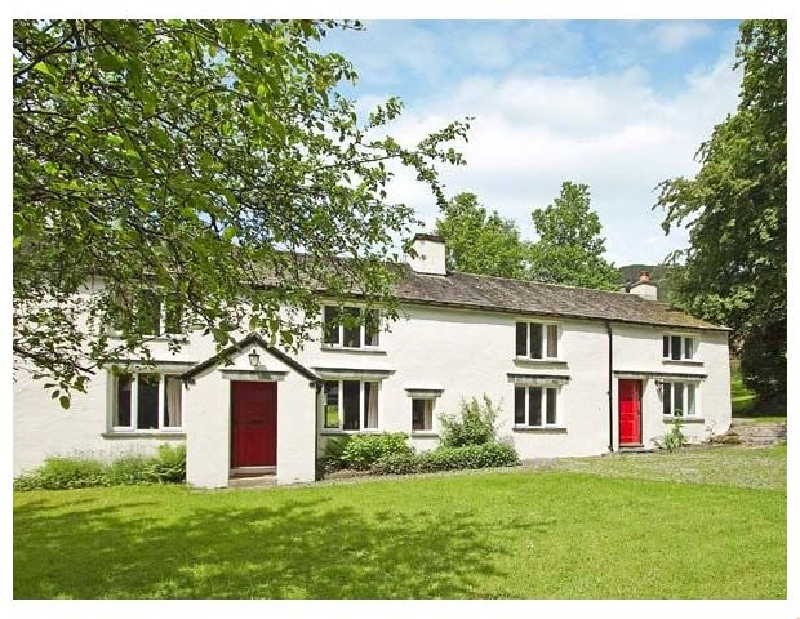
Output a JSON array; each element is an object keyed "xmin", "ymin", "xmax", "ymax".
[
  {"xmin": 618, "ymin": 379, "xmax": 642, "ymax": 446},
  {"xmin": 231, "ymin": 381, "xmax": 277, "ymax": 468}
]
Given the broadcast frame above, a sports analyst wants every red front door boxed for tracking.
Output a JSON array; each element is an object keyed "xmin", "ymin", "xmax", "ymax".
[
  {"xmin": 618, "ymin": 379, "xmax": 642, "ymax": 446},
  {"xmin": 231, "ymin": 381, "xmax": 277, "ymax": 468}
]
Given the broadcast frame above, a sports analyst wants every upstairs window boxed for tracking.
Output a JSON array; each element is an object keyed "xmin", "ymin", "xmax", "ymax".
[
  {"xmin": 516, "ymin": 321, "xmax": 558, "ymax": 359},
  {"xmin": 112, "ymin": 290, "xmax": 184, "ymax": 336},
  {"xmin": 323, "ymin": 306, "xmax": 380, "ymax": 349},
  {"xmin": 514, "ymin": 386, "xmax": 559, "ymax": 427},
  {"xmin": 112, "ymin": 372, "xmax": 183, "ymax": 430},
  {"xmin": 663, "ymin": 335, "xmax": 695, "ymax": 361}
]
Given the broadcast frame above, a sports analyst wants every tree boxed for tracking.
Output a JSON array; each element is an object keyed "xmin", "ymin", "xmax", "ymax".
[
  {"xmin": 656, "ymin": 20, "xmax": 786, "ymax": 403},
  {"xmin": 13, "ymin": 19, "xmax": 470, "ymax": 402},
  {"xmin": 434, "ymin": 192, "xmax": 525, "ymax": 278},
  {"xmin": 527, "ymin": 181, "xmax": 618, "ymax": 290}
]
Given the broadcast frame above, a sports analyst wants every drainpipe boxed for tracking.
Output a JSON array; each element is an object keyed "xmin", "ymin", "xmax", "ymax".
[{"xmin": 605, "ymin": 320, "xmax": 614, "ymax": 453}]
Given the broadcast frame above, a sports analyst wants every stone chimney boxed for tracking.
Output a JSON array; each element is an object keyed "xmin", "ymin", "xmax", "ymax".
[
  {"xmin": 408, "ymin": 233, "xmax": 446, "ymax": 275},
  {"xmin": 629, "ymin": 270, "xmax": 658, "ymax": 300}
]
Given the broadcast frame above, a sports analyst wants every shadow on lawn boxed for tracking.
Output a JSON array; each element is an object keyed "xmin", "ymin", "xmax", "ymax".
[{"xmin": 14, "ymin": 491, "xmax": 541, "ymax": 599}]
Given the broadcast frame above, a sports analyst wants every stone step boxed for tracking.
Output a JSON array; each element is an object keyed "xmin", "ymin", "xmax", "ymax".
[{"xmin": 228, "ymin": 474, "xmax": 277, "ymax": 489}]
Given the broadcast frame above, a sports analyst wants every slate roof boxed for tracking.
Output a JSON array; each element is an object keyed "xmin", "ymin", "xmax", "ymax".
[{"xmin": 389, "ymin": 265, "xmax": 726, "ymax": 331}]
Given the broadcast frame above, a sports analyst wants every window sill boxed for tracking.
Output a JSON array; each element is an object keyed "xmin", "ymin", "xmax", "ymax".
[
  {"xmin": 102, "ymin": 431, "xmax": 186, "ymax": 439},
  {"xmin": 320, "ymin": 429, "xmax": 384, "ymax": 436},
  {"xmin": 320, "ymin": 346, "xmax": 387, "ymax": 355},
  {"xmin": 107, "ymin": 332, "xmax": 190, "ymax": 344},
  {"xmin": 512, "ymin": 426, "xmax": 567, "ymax": 434},
  {"xmin": 662, "ymin": 359, "xmax": 704, "ymax": 367},
  {"xmin": 410, "ymin": 432, "xmax": 439, "ymax": 438},
  {"xmin": 513, "ymin": 357, "xmax": 568, "ymax": 367},
  {"xmin": 662, "ymin": 416, "xmax": 705, "ymax": 424}
]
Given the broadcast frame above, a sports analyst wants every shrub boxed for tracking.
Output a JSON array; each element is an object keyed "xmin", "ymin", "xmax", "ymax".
[
  {"xmin": 439, "ymin": 395, "xmax": 499, "ymax": 447},
  {"xmin": 417, "ymin": 442, "xmax": 518, "ymax": 472},
  {"xmin": 662, "ymin": 420, "xmax": 688, "ymax": 453},
  {"xmin": 322, "ymin": 435, "xmax": 352, "ymax": 471},
  {"xmin": 14, "ymin": 457, "xmax": 108, "ymax": 491},
  {"xmin": 371, "ymin": 452, "xmax": 419, "ymax": 475},
  {"xmin": 150, "ymin": 444, "xmax": 186, "ymax": 483},
  {"xmin": 106, "ymin": 455, "xmax": 155, "ymax": 485},
  {"xmin": 340, "ymin": 433, "xmax": 413, "ymax": 471}
]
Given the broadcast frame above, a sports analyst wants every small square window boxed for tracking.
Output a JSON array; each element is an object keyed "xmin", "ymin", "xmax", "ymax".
[{"xmin": 412, "ymin": 398, "xmax": 434, "ymax": 431}]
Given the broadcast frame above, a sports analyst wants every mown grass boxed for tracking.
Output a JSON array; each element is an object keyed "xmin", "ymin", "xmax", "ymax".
[{"xmin": 14, "ymin": 447, "xmax": 785, "ymax": 600}]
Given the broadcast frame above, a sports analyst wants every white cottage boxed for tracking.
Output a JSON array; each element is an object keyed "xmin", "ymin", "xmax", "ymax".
[{"xmin": 13, "ymin": 234, "xmax": 732, "ymax": 487}]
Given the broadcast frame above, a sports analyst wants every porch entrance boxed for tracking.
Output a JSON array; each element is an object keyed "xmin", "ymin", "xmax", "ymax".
[
  {"xmin": 231, "ymin": 381, "xmax": 277, "ymax": 468},
  {"xmin": 618, "ymin": 379, "xmax": 643, "ymax": 446}
]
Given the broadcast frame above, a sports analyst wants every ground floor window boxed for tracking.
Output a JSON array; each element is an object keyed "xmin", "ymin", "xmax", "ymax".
[
  {"xmin": 411, "ymin": 398, "xmax": 435, "ymax": 431},
  {"xmin": 514, "ymin": 386, "xmax": 559, "ymax": 427},
  {"xmin": 662, "ymin": 381, "xmax": 697, "ymax": 417},
  {"xmin": 323, "ymin": 379, "xmax": 379, "ymax": 431},
  {"xmin": 112, "ymin": 372, "xmax": 182, "ymax": 430}
]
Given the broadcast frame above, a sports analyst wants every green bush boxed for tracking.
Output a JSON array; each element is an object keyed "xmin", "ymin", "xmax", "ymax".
[
  {"xmin": 417, "ymin": 442, "xmax": 518, "ymax": 472},
  {"xmin": 14, "ymin": 457, "xmax": 109, "ymax": 491},
  {"xmin": 662, "ymin": 420, "xmax": 688, "ymax": 453},
  {"xmin": 150, "ymin": 444, "xmax": 186, "ymax": 483},
  {"xmin": 439, "ymin": 395, "xmax": 499, "ymax": 447},
  {"xmin": 14, "ymin": 443, "xmax": 187, "ymax": 491},
  {"xmin": 371, "ymin": 451, "xmax": 419, "ymax": 475},
  {"xmin": 322, "ymin": 435, "xmax": 352, "ymax": 471},
  {"xmin": 340, "ymin": 433, "xmax": 413, "ymax": 471}
]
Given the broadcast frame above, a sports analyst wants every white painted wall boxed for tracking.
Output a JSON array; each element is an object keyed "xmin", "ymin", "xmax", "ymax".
[{"xmin": 14, "ymin": 286, "xmax": 732, "ymax": 485}]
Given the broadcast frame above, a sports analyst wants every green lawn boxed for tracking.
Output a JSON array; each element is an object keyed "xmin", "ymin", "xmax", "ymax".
[{"xmin": 14, "ymin": 446, "xmax": 786, "ymax": 600}]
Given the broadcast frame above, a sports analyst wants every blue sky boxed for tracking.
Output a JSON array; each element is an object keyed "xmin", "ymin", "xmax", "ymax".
[{"xmin": 318, "ymin": 19, "xmax": 742, "ymax": 266}]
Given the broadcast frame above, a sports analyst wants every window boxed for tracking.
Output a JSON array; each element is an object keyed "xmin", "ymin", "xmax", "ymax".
[
  {"xmin": 412, "ymin": 398, "xmax": 434, "ymax": 431},
  {"xmin": 112, "ymin": 372, "xmax": 183, "ymax": 430},
  {"xmin": 323, "ymin": 306, "xmax": 380, "ymax": 349},
  {"xmin": 323, "ymin": 379, "xmax": 379, "ymax": 430},
  {"xmin": 515, "ymin": 321, "xmax": 558, "ymax": 359},
  {"xmin": 663, "ymin": 335, "xmax": 696, "ymax": 361},
  {"xmin": 112, "ymin": 290, "xmax": 184, "ymax": 336},
  {"xmin": 661, "ymin": 381, "xmax": 697, "ymax": 417},
  {"xmin": 514, "ymin": 385, "xmax": 559, "ymax": 427}
]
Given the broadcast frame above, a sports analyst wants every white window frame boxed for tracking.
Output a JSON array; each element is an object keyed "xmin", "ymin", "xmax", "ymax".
[
  {"xmin": 662, "ymin": 333, "xmax": 697, "ymax": 361},
  {"xmin": 322, "ymin": 306, "xmax": 381, "ymax": 350},
  {"xmin": 322, "ymin": 379, "xmax": 381, "ymax": 432},
  {"xmin": 516, "ymin": 320, "xmax": 560, "ymax": 360},
  {"xmin": 411, "ymin": 397, "xmax": 436, "ymax": 433},
  {"xmin": 661, "ymin": 380, "xmax": 699, "ymax": 418},
  {"xmin": 109, "ymin": 371, "xmax": 184, "ymax": 432},
  {"xmin": 513, "ymin": 384, "xmax": 561, "ymax": 428}
]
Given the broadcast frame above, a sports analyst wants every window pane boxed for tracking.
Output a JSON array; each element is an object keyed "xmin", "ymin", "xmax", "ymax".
[
  {"xmin": 514, "ymin": 387, "xmax": 526, "ymax": 425},
  {"xmin": 137, "ymin": 374, "xmax": 160, "ymax": 429},
  {"xmin": 342, "ymin": 307, "xmax": 361, "ymax": 348},
  {"xmin": 364, "ymin": 382, "xmax": 379, "ymax": 429},
  {"xmin": 412, "ymin": 398, "xmax": 432, "ymax": 431},
  {"xmin": 115, "ymin": 374, "xmax": 132, "ymax": 427},
  {"xmin": 364, "ymin": 309, "xmax": 380, "ymax": 347},
  {"xmin": 662, "ymin": 382, "xmax": 671, "ymax": 416},
  {"xmin": 528, "ymin": 387, "xmax": 542, "ymax": 426},
  {"xmin": 136, "ymin": 290, "xmax": 161, "ymax": 335},
  {"xmin": 323, "ymin": 307, "xmax": 340, "ymax": 345},
  {"xmin": 671, "ymin": 336, "xmax": 682, "ymax": 360},
  {"xmin": 164, "ymin": 377, "xmax": 182, "ymax": 427},
  {"xmin": 324, "ymin": 381, "xmax": 339, "ymax": 428},
  {"xmin": 663, "ymin": 335, "xmax": 669, "ymax": 358},
  {"xmin": 546, "ymin": 388, "xmax": 557, "ymax": 425},
  {"xmin": 673, "ymin": 382, "xmax": 684, "ymax": 416},
  {"xmin": 684, "ymin": 338, "xmax": 694, "ymax": 360},
  {"xmin": 515, "ymin": 322, "xmax": 527, "ymax": 356},
  {"xmin": 164, "ymin": 295, "xmax": 183, "ymax": 334},
  {"xmin": 529, "ymin": 324, "xmax": 543, "ymax": 359},
  {"xmin": 546, "ymin": 325, "xmax": 558, "ymax": 358},
  {"xmin": 687, "ymin": 384, "xmax": 696, "ymax": 416},
  {"xmin": 342, "ymin": 380, "xmax": 360, "ymax": 430}
]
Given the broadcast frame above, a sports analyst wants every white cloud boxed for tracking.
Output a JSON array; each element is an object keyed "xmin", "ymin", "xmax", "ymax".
[
  {"xmin": 367, "ymin": 55, "xmax": 740, "ymax": 266},
  {"xmin": 647, "ymin": 21, "xmax": 713, "ymax": 53}
]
